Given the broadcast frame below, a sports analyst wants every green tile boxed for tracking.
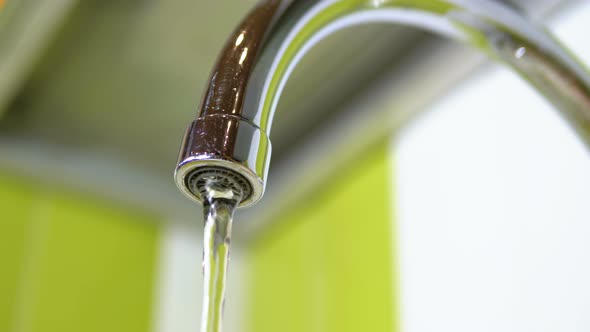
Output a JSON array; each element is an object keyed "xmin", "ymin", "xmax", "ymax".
[
  {"xmin": 0, "ymin": 176, "xmax": 34, "ymax": 332},
  {"xmin": 26, "ymin": 194, "xmax": 159, "ymax": 332},
  {"xmin": 0, "ymin": 174, "xmax": 160, "ymax": 332},
  {"xmin": 249, "ymin": 143, "xmax": 396, "ymax": 331}
]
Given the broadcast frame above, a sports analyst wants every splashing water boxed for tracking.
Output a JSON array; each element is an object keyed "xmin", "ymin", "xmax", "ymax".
[{"xmin": 200, "ymin": 180, "xmax": 242, "ymax": 332}]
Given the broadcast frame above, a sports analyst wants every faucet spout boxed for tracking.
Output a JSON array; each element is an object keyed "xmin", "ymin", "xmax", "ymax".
[{"xmin": 175, "ymin": 0, "xmax": 590, "ymax": 207}]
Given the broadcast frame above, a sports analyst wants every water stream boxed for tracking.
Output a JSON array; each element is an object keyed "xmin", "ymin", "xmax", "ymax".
[{"xmin": 200, "ymin": 181, "xmax": 242, "ymax": 332}]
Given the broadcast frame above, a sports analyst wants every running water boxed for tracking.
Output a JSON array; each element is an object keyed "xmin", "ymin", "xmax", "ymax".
[{"xmin": 200, "ymin": 180, "xmax": 242, "ymax": 332}]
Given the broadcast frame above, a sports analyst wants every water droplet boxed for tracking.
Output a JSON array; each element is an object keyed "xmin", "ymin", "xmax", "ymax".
[{"xmin": 515, "ymin": 46, "xmax": 526, "ymax": 59}]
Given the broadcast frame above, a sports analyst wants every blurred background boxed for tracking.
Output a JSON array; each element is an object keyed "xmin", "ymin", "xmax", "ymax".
[{"xmin": 1, "ymin": 0, "xmax": 590, "ymax": 331}]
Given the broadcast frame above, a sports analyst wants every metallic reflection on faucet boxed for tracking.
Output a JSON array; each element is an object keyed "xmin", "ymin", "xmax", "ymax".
[{"xmin": 175, "ymin": 0, "xmax": 590, "ymax": 208}]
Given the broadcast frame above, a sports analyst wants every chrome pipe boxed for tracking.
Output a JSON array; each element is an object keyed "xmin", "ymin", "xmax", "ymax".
[{"xmin": 175, "ymin": 0, "xmax": 590, "ymax": 207}]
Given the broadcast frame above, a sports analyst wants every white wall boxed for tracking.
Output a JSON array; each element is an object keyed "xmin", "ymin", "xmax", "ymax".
[{"xmin": 393, "ymin": 2, "xmax": 590, "ymax": 331}]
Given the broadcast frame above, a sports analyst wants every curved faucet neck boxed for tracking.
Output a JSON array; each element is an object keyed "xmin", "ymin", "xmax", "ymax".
[{"xmin": 175, "ymin": 0, "xmax": 590, "ymax": 207}]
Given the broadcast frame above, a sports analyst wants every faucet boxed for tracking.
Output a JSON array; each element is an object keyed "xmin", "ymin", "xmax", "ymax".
[{"xmin": 174, "ymin": 0, "xmax": 590, "ymax": 208}]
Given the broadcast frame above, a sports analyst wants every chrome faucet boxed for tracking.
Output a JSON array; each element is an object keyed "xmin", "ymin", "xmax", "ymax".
[{"xmin": 174, "ymin": 0, "xmax": 590, "ymax": 207}]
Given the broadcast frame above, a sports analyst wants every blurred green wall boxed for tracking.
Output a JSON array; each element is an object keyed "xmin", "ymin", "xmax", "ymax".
[
  {"xmin": 1, "ymin": 143, "xmax": 398, "ymax": 332},
  {"xmin": 248, "ymin": 143, "xmax": 397, "ymax": 331},
  {"xmin": 0, "ymin": 173, "xmax": 159, "ymax": 332}
]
